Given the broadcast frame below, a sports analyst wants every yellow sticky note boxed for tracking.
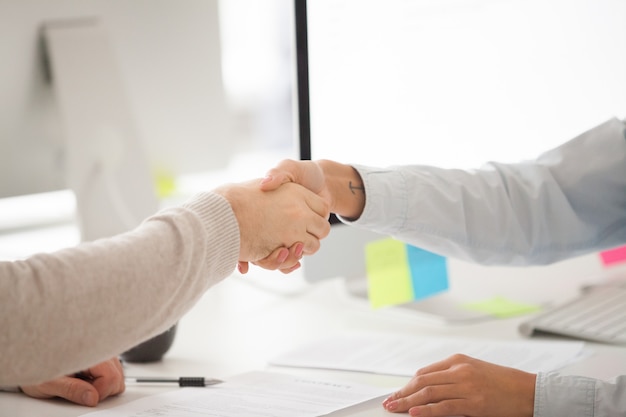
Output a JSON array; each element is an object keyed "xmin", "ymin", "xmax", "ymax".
[
  {"xmin": 365, "ymin": 239, "xmax": 414, "ymax": 309},
  {"xmin": 153, "ymin": 168, "xmax": 177, "ymax": 199},
  {"xmin": 463, "ymin": 296, "xmax": 541, "ymax": 318}
]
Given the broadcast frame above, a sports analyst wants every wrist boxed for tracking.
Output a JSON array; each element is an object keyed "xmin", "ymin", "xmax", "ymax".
[{"xmin": 318, "ymin": 160, "xmax": 365, "ymax": 220}]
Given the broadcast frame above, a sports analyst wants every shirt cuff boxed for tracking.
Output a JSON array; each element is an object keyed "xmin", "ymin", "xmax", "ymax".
[{"xmin": 534, "ymin": 371, "xmax": 595, "ymax": 417}]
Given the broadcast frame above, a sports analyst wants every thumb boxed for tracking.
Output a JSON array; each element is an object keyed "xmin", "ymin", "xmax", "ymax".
[
  {"xmin": 259, "ymin": 171, "xmax": 293, "ymax": 191},
  {"xmin": 21, "ymin": 376, "xmax": 100, "ymax": 407}
]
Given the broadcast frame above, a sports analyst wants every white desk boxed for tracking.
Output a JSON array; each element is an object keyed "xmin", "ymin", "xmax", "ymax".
[{"xmin": 3, "ymin": 254, "xmax": 626, "ymax": 417}]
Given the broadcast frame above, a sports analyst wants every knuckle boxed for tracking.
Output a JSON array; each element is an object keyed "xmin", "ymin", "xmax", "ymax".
[
  {"xmin": 321, "ymin": 222, "xmax": 331, "ymax": 237},
  {"xmin": 61, "ymin": 379, "xmax": 85, "ymax": 399},
  {"xmin": 438, "ymin": 401, "xmax": 456, "ymax": 415},
  {"xmin": 308, "ymin": 239, "xmax": 321, "ymax": 254},
  {"xmin": 420, "ymin": 385, "xmax": 435, "ymax": 401},
  {"xmin": 394, "ymin": 396, "xmax": 412, "ymax": 412},
  {"xmin": 449, "ymin": 353, "xmax": 469, "ymax": 362}
]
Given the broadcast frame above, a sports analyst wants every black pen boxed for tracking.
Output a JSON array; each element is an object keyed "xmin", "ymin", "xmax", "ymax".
[{"xmin": 124, "ymin": 376, "xmax": 223, "ymax": 387}]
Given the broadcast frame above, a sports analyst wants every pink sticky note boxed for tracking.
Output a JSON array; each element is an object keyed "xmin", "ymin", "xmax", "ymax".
[{"xmin": 599, "ymin": 245, "xmax": 626, "ymax": 266}]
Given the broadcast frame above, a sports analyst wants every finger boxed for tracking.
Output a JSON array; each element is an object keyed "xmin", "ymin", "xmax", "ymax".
[
  {"xmin": 21, "ymin": 376, "xmax": 100, "ymax": 407},
  {"xmin": 389, "ymin": 381, "xmax": 461, "ymax": 413},
  {"xmin": 251, "ymin": 247, "xmax": 290, "ymax": 270},
  {"xmin": 259, "ymin": 172, "xmax": 291, "ymax": 191},
  {"xmin": 385, "ymin": 369, "xmax": 452, "ymax": 405},
  {"xmin": 259, "ymin": 160, "xmax": 299, "ymax": 191},
  {"xmin": 407, "ymin": 399, "xmax": 467, "ymax": 417},
  {"xmin": 260, "ymin": 159, "xmax": 311, "ymax": 192},
  {"xmin": 254, "ymin": 243, "xmax": 303, "ymax": 271},
  {"xmin": 90, "ymin": 358, "xmax": 126, "ymax": 401},
  {"xmin": 279, "ymin": 261, "xmax": 302, "ymax": 274},
  {"xmin": 276, "ymin": 243, "xmax": 305, "ymax": 272},
  {"xmin": 306, "ymin": 214, "xmax": 332, "ymax": 241},
  {"xmin": 303, "ymin": 188, "xmax": 331, "ymax": 219},
  {"xmin": 270, "ymin": 244, "xmax": 304, "ymax": 274},
  {"xmin": 301, "ymin": 235, "xmax": 322, "ymax": 256},
  {"xmin": 238, "ymin": 261, "xmax": 249, "ymax": 274}
]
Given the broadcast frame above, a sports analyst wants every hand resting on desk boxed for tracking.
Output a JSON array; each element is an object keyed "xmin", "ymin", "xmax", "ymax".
[
  {"xmin": 20, "ymin": 357, "xmax": 125, "ymax": 407},
  {"xmin": 382, "ymin": 354, "xmax": 536, "ymax": 417}
]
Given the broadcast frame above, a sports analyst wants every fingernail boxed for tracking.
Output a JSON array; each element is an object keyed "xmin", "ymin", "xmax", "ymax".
[
  {"xmin": 260, "ymin": 175, "xmax": 272, "ymax": 185},
  {"xmin": 384, "ymin": 400, "xmax": 398, "ymax": 411},
  {"xmin": 409, "ymin": 408, "xmax": 421, "ymax": 416},
  {"xmin": 382, "ymin": 396, "xmax": 392, "ymax": 406},
  {"xmin": 82, "ymin": 391, "xmax": 97, "ymax": 406}
]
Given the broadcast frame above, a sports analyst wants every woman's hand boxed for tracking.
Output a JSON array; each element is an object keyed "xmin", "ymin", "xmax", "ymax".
[{"xmin": 382, "ymin": 354, "xmax": 536, "ymax": 417}]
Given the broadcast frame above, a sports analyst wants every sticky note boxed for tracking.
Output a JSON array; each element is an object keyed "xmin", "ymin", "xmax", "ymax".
[
  {"xmin": 365, "ymin": 238, "xmax": 448, "ymax": 309},
  {"xmin": 153, "ymin": 168, "xmax": 178, "ymax": 199},
  {"xmin": 599, "ymin": 245, "xmax": 626, "ymax": 267},
  {"xmin": 462, "ymin": 296, "xmax": 541, "ymax": 318}
]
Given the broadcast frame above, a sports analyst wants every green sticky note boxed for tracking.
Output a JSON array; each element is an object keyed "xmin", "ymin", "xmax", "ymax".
[
  {"xmin": 365, "ymin": 238, "xmax": 448, "ymax": 309},
  {"xmin": 463, "ymin": 296, "xmax": 541, "ymax": 318},
  {"xmin": 365, "ymin": 239, "xmax": 414, "ymax": 308}
]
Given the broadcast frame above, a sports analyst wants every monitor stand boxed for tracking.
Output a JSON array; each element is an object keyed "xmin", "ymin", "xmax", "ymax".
[{"xmin": 43, "ymin": 18, "xmax": 158, "ymax": 241}]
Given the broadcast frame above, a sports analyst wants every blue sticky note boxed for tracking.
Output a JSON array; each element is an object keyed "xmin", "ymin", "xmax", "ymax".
[{"xmin": 407, "ymin": 245, "xmax": 448, "ymax": 300}]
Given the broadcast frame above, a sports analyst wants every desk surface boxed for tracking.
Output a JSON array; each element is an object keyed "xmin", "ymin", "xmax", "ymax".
[{"xmin": 3, "ymin": 255, "xmax": 626, "ymax": 417}]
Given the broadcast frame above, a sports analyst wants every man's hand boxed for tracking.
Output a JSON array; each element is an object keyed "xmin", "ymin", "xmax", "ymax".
[
  {"xmin": 250, "ymin": 159, "xmax": 332, "ymax": 274},
  {"xmin": 20, "ymin": 357, "xmax": 125, "ymax": 407},
  {"xmin": 260, "ymin": 159, "xmax": 365, "ymax": 221},
  {"xmin": 260, "ymin": 159, "xmax": 332, "ymax": 206}
]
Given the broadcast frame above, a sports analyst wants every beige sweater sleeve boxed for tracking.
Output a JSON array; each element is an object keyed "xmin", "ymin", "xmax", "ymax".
[{"xmin": 0, "ymin": 192, "xmax": 240, "ymax": 386}]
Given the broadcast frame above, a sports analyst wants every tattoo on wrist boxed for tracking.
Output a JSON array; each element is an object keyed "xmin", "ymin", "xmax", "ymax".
[{"xmin": 348, "ymin": 181, "xmax": 364, "ymax": 195}]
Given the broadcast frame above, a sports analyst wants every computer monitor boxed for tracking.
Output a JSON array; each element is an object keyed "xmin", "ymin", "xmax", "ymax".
[
  {"xmin": 0, "ymin": 1, "xmax": 234, "ymax": 220},
  {"xmin": 295, "ymin": 0, "xmax": 626, "ymax": 288}
]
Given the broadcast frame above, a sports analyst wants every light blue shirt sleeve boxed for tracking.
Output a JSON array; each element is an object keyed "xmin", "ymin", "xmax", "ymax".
[
  {"xmin": 535, "ymin": 372, "xmax": 626, "ymax": 417},
  {"xmin": 344, "ymin": 118, "xmax": 626, "ymax": 265}
]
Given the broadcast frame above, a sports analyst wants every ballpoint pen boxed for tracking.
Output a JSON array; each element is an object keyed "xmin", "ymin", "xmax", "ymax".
[
  {"xmin": 124, "ymin": 376, "xmax": 224, "ymax": 387},
  {"xmin": 74, "ymin": 372, "xmax": 222, "ymax": 387}
]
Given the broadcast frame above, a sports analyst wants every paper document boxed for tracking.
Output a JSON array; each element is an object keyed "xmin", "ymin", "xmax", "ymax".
[
  {"xmin": 270, "ymin": 333, "xmax": 587, "ymax": 376},
  {"xmin": 79, "ymin": 371, "xmax": 392, "ymax": 417}
]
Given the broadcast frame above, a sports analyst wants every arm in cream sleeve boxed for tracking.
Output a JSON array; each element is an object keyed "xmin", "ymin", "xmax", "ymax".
[{"xmin": 0, "ymin": 192, "xmax": 239, "ymax": 386}]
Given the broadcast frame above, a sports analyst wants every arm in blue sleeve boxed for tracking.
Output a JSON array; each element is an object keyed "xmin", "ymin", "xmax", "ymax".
[{"xmin": 348, "ymin": 118, "xmax": 626, "ymax": 265}]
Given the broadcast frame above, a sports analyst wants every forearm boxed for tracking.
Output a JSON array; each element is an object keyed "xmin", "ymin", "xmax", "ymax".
[{"xmin": 0, "ymin": 192, "xmax": 239, "ymax": 386}]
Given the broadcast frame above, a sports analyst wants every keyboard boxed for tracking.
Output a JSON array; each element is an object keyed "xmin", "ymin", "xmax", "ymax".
[{"xmin": 519, "ymin": 280, "xmax": 626, "ymax": 345}]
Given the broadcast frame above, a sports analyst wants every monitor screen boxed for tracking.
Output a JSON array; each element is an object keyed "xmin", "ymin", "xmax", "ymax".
[
  {"xmin": 295, "ymin": 0, "xmax": 626, "ymax": 282},
  {"xmin": 298, "ymin": 0, "xmax": 626, "ymax": 168}
]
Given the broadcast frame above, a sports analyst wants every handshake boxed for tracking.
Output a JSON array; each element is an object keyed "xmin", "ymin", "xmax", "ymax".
[{"xmin": 213, "ymin": 159, "xmax": 365, "ymax": 275}]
